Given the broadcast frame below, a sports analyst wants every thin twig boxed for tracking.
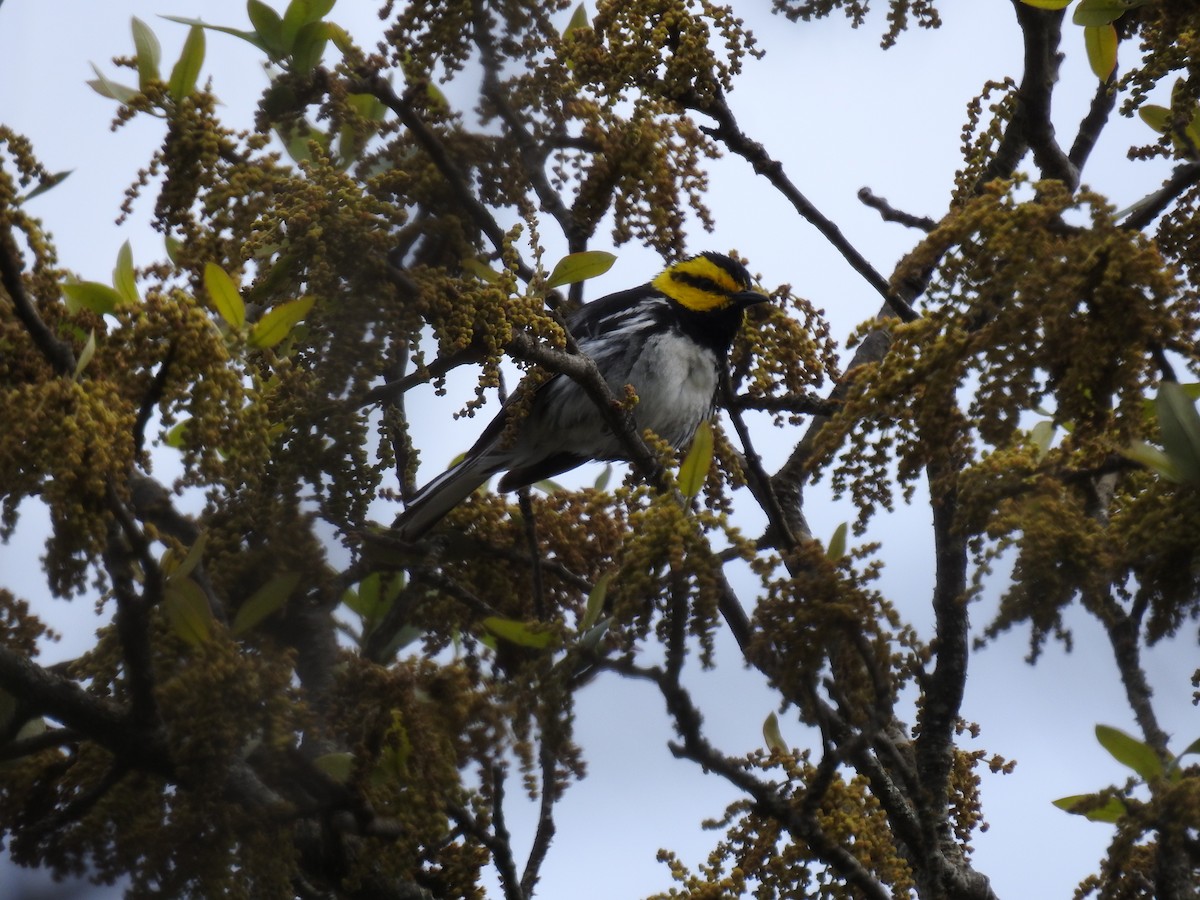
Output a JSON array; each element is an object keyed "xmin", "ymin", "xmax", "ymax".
[{"xmin": 857, "ymin": 188, "xmax": 936, "ymax": 231}]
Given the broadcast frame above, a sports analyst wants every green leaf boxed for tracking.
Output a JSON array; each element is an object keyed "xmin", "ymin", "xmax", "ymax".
[
  {"xmin": 593, "ymin": 463, "xmax": 612, "ymax": 491},
  {"xmin": 233, "ymin": 571, "xmax": 301, "ymax": 635},
  {"xmin": 276, "ymin": 121, "xmax": 331, "ymax": 163},
  {"xmin": 14, "ymin": 717, "xmax": 47, "ymax": 743},
  {"xmin": 1073, "ymin": 0, "xmax": 1128, "ymax": 26},
  {"xmin": 563, "ymin": 3, "xmax": 590, "ymax": 37},
  {"xmin": 164, "ymin": 418, "xmax": 191, "ymax": 448},
  {"xmin": 1084, "ymin": 24, "xmax": 1118, "ymax": 80},
  {"xmin": 1176, "ymin": 736, "xmax": 1200, "ymax": 760},
  {"xmin": 249, "ymin": 296, "xmax": 315, "ymax": 348},
  {"xmin": 314, "ymin": 751, "xmax": 354, "ymax": 783},
  {"xmin": 763, "ymin": 712, "xmax": 788, "ymax": 755},
  {"xmin": 131, "ymin": 17, "xmax": 162, "ymax": 89},
  {"xmin": 1096, "ymin": 724, "xmax": 1163, "ymax": 780},
  {"xmin": 678, "ymin": 419, "xmax": 714, "ymax": 499},
  {"xmin": 168, "ymin": 25, "xmax": 206, "ymax": 102},
  {"xmin": 461, "ymin": 257, "xmax": 502, "ymax": 284},
  {"xmin": 160, "ymin": 15, "xmax": 265, "ymax": 52},
  {"xmin": 290, "ymin": 20, "xmax": 330, "ymax": 73},
  {"xmin": 23, "ymin": 170, "xmax": 72, "ymax": 201},
  {"xmin": 1156, "ymin": 381, "xmax": 1200, "ymax": 483},
  {"xmin": 73, "ymin": 330, "xmax": 96, "ymax": 381},
  {"xmin": 343, "ymin": 572, "xmax": 380, "ymax": 619},
  {"xmin": 1052, "ymin": 793, "xmax": 1127, "ymax": 822},
  {"xmin": 1019, "ymin": 0, "xmax": 1072, "ymax": 7},
  {"xmin": 325, "ymin": 22, "xmax": 353, "ymax": 54},
  {"xmin": 581, "ymin": 573, "xmax": 610, "ymax": 631},
  {"xmin": 1119, "ymin": 439, "xmax": 1181, "ymax": 482},
  {"xmin": 826, "ymin": 521, "xmax": 848, "ymax": 560},
  {"xmin": 482, "ymin": 616, "xmax": 555, "ymax": 650},
  {"xmin": 533, "ymin": 477, "xmax": 565, "ymax": 495},
  {"xmin": 1031, "ymin": 419, "xmax": 1057, "ymax": 459},
  {"xmin": 545, "ymin": 250, "xmax": 616, "ymax": 289},
  {"xmin": 163, "ymin": 576, "xmax": 214, "ymax": 647},
  {"xmin": 425, "ymin": 80, "xmax": 449, "ymax": 111},
  {"xmin": 247, "ymin": 0, "xmax": 286, "ymax": 58},
  {"xmin": 375, "ymin": 711, "xmax": 411, "ymax": 782},
  {"xmin": 204, "ymin": 262, "xmax": 246, "ymax": 328},
  {"xmin": 346, "ymin": 91, "xmax": 387, "ymax": 122},
  {"xmin": 62, "ymin": 281, "xmax": 125, "ymax": 316},
  {"xmin": 113, "ymin": 240, "xmax": 140, "ymax": 305},
  {"xmin": 87, "ymin": 63, "xmax": 140, "ymax": 104},
  {"xmin": 281, "ymin": 0, "xmax": 336, "ymax": 52},
  {"xmin": 165, "ymin": 235, "xmax": 183, "ymax": 265},
  {"xmin": 1139, "ymin": 104, "xmax": 1170, "ymax": 134},
  {"xmin": 167, "ymin": 532, "xmax": 208, "ymax": 582}
]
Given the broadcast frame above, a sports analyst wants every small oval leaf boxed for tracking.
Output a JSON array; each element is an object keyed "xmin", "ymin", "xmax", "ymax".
[
  {"xmin": 73, "ymin": 330, "xmax": 96, "ymax": 381},
  {"xmin": 168, "ymin": 24, "xmax": 206, "ymax": 102},
  {"xmin": 763, "ymin": 712, "xmax": 788, "ymax": 755},
  {"xmin": 165, "ymin": 532, "xmax": 208, "ymax": 582},
  {"xmin": 290, "ymin": 20, "xmax": 330, "ymax": 73},
  {"xmin": 88, "ymin": 63, "xmax": 140, "ymax": 104},
  {"xmin": 23, "ymin": 170, "xmax": 73, "ymax": 201},
  {"xmin": 545, "ymin": 250, "xmax": 616, "ymax": 289},
  {"xmin": 1052, "ymin": 793, "xmax": 1127, "ymax": 822},
  {"xmin": 247, "ymin": 0, "xmax": 286, "ymax": 58},
  {"xmin": 1156, "ymin": 381, "xmax": 1200, "ymax": 484},
  {"xmin": 1095, "ymin": 724, "xmax": 1164, "ymax": 780},
  {"xmin": 563, "ymin": 2, "xmax": 590, "ymax": 37},
  {"xmin": 204, "ymin": 262, "xmax": 246, "ymax": 328},
  {"xmin": 678, "ymin": 419, "xmax": 714, "ymax": 500},
  {"xmin": 113, "ymin": 240, "xmax": 140, "ymax": 305},
  {"xmin": 249, "ymin": 296, "xmax": 315, "ymax": 348},
  {"xmin": 1119, "ymin": 439, "xmax": 1181, "ymax": 482},
  {"xmin": 581, "ymin": 573, "xmax": 611, "ymax": 631},
  {"xmin": 1073, "ymin": 0, "xmax": 1127, "ymax": 26},
  {"xmin": 164, "ymin": 576, "xmax": 214, "ymax": 646},
  {"xmin": 131, "ymin": 17, "xmax": 162, "ymax": 89},
  {"xmin": 314, "ymin": 751, "xmax": 355, "ymax": 783},
  {"xmin": 482, "ymin": 616, "xmax": 555, "ymax": 650},
  {"xmin": 826, "ymin": 521, "xmax": 848, "ymax": 560},
  {"xmin": 1084, "ymin": 24, "xmax": 1118, "ymax": 81},
  {"xmin": 1139, "ymin": 104, "xmax": 1169, "ymax": 134},
  {"xmin": 233, "ymin": 571, "xmax": 301, "ymax": 635},
  {"xmin": 62, "ymin": 281, "xmax": 125, "ymax": 316}
]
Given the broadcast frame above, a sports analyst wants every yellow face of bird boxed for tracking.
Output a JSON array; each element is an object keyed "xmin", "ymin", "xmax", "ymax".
[{"xmin": 651, "ymin": 252, "xmax": 765, "ymax": 312}]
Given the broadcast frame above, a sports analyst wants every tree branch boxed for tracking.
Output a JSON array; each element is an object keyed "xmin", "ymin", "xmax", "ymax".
[
  {"xmin": 1068, "ymin": 75, "xmax": 1117, "ymax": 174},
  {"xmin": 0, "ymin": 644, "xmax": 171, "ymax": 776},
  {"xmin": 360, "ymin": 72, "xmax": 534, "ymax": 283},
  {"xmin": 1119, "ymin": 161, "xmax": 1200, "ymax": 231},
  {"xmin": 1007, "ymin": 2, "xmax": 1078, "ymax": 188},
  {"xmin": 692, "ymin": 91, "xmax": 918, "ymax": 323},
  {"xmin": 605, "ymin": 658, "xmax": 894, "ymax": 900},
  {"xmin": 0, "ymin": 219, "xmax": 75, "ymax": 377},
  {"xmin": 857, "ymin": 187, "xmax": 936, "ymax": 231}
]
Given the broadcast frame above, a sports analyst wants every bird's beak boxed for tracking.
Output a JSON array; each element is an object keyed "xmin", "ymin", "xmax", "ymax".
[{"xmin": 733, "ymin": 289, "xmax": 770, "ymax": 308}]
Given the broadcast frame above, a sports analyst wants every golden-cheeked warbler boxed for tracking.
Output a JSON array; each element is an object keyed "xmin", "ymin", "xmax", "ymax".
[{"xmin": 393, "ymin": 251, "xmax": 767, "ymax": 539}]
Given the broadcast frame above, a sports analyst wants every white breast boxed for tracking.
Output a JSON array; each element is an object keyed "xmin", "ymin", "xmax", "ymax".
[{"xmin": 622, "ymin": 331, "xmax": 718, "ymax": 446}]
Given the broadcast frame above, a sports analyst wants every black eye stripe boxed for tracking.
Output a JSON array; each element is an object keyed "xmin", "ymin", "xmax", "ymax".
[{"xmin": 670, "ymin": 271, "xmax": 731, "ymax": 295}]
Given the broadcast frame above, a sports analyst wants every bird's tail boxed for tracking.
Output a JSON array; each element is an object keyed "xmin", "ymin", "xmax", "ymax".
[{"xmin": 392, "ymin": 455, "xmax": 497, "ymax": 541}]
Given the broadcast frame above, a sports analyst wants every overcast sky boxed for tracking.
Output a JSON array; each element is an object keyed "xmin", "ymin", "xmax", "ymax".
[{"xmin": 2, "ymin": 2, "xmax": 1196, "ymax": 898}]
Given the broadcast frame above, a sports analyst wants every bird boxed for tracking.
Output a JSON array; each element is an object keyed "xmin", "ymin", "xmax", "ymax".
[{"xmin": 392, "ymin": 251, "xmax": 768, "ymax": 540}]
